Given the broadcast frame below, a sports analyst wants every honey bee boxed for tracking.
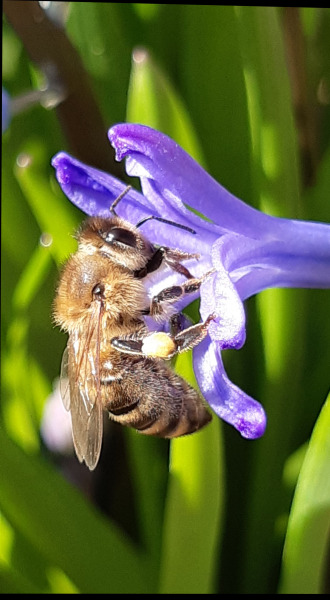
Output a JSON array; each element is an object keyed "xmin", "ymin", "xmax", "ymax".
[{"xmin": 53, "ymin": 186, "xmax": 214, "ymax": 470}]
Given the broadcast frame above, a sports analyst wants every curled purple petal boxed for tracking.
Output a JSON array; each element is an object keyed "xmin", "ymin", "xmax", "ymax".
[
  {"xmin": 51, "ymin": 152, "xmax": 216, "ymax": 263},
  {"xmin": 200, "ymin": 269, "xmax": 246, "ymax": 350},
  {"xmin": 51, "ymin": 151, "xmax": 151, "ymax": 218},
  {"xmin": 193, "ymin": 338, "xmax": 267, "ymax": 439},
  {"xmin": 108, "ymin": 123, "xmax": 273, "ymax": 238},
  {"xmin": 109, "ymin": 123, "xmax": 330, "ymax": 293}
]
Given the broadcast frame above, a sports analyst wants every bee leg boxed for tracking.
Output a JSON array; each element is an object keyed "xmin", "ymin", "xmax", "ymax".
[
  {"xmin": 148, "ymin": 269, "xmax": 215, "ymax": 318},
  {"xmin": 111, "ymin": 313, "xmax": 216, "ymax": 359},
  {"xmin": 168, "ymin": 312, "xmax": 188, "ymax": 336},
  {"xmin": 169, "ymin": 313, "xmax": 216, "ymax": 355},
  {"xmin": 161, "ymin": 247, "xmax": 200, "ymax": 279},
  {"xmin": 135, "ymin": 247, "xmax": 200, "ymax": 280},
  {"xmin": 111, "ymin": 337, "xmax": 145, "ymax": 355}
]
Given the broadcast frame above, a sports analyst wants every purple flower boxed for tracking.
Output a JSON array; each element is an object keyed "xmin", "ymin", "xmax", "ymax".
[{"xmin": 51, "ymin": 124, "xmax": 330, "ymax": 440}]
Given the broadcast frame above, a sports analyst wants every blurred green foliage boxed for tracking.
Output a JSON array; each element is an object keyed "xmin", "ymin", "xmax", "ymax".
[{"xmin": 1, "ymin": 4, "xmax": 330, "ymax": 594}]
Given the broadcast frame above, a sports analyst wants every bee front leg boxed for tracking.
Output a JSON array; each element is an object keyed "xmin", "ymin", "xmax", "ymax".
[
  {"xmin": 111, "ymin": 313, "xmax": 216, "ymax": 360},
  {"xmin": 135, "ymin": 246, "xmax": 200, "ymax": 280}
]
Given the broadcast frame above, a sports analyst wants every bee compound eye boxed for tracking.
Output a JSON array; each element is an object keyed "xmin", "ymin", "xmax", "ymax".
[
  {"xmin": 92, "ymin": 283, "xmax": 105, "ymax": 299},
  {"xmin": 104, "ymin": 227, "xmax": 137, "ymax": 248}
]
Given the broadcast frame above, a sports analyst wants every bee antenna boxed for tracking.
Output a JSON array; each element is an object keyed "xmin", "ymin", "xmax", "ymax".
[
  {"xmin": 110, "ymin": 185, "xmax": 132, "ymax": 215},
  {"xmin": 136, "ymin": 215, "xmax": 196, "ymax": 235}
]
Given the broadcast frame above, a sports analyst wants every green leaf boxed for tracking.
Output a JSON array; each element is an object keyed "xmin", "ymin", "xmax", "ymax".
[
  {"xmin": 126, "ymin": 47, "xmax": 206, "ymax": 165},
  {"xmin": 125, "ymin": 49, "xmax": 224, "ymax": 593},
  {"xmin": 14, "ymin": 141, "xmax": 79, "ymax": 264},
  {"xmin": 236, "ymin": 6, "xmax": 300, "ymax": 217},
  {"xmin": 233, "ymin": 7, "xmax": 306, "ymax": 593},
  {"xmin": 12, "ymin": 242, "xmax": 52, "ymax": 312},
  {"xmin": 158, "ymin": 419, "xmax": 223, "ymax": 594},
  {"xmin": 0, "ymin": 564, "xmax": 41, "ymax": 594},
  {"xmin": 179, "ymin": 5, "xmax": 253, "ymax": 201},
  {"xmin": 0, "ymin": 425, "xmax": 148, "ymax": 593},
  {"xmin": 66, "ymin": 2, "xmax": 136, "ymax": 124},
  {"xmin": 158, "ymin": 353, "xmax": 224, "ymax": 594},
  {"xmin": 279, "ymin": 393, "xmax": 330, "ymax": 594},
  {"xmin": 125, "ymin": 430, "xmax": 169, "ymax": 590},
  {"xmin": 2, "ymin": 241, "xmax": 54, "ymax": 450}
]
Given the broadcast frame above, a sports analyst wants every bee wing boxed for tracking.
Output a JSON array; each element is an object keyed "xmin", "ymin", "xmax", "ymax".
[
  {"xmin": 60, "ymin": 345, "xmax": 71, "ymax": 410},
  {"xmin": 69, "ymin": 368, "xmax": 103, "ymax": 471},
  {"xmin": 64, "ymin": 311, "xmax": 104, "ymax": 470}
]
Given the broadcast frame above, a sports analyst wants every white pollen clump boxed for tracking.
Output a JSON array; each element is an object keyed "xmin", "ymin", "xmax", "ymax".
[{"xmin": 142, "ymin": 332, "xmax": 176, "ymax": 358}]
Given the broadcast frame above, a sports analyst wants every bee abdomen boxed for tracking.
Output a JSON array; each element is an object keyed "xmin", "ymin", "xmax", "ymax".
[
  {"xmin": 136, "ymin": 399, "xmax": 211, "ymax": 438},
  {"xmin": 103, "ymin": 362, "xmax": 212, "ymax": 438}
]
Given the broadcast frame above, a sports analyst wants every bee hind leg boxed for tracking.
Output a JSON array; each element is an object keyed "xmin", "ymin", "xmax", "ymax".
[
  {"xmin": 111, "ymin": 313, "xmax": 216, "ymax": 359},
  {"xmin": 169, "ymin": 312, "xmax": 216, "ymax": 355}
]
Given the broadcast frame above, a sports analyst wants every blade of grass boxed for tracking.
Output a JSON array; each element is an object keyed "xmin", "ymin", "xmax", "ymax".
[
  {"xmin": 0, "ymin": 564, "xmax": 41, "ymax": 594},
  {"xmin": 124, "ymin": 430, "xmax": 169, "ymax": 591},
  {"xmin": 179, "ymin": 4, "xmax": 253, "ymax": 201},
  {"xmin": 66, "ymin": 2, "xmax": 137, "ymax": 126},
  {"xmin": 279, "ymin": 393, "xmax": 330, "ymax": 593},
  {"xmin": 126, "ymin": 47, "xmax": 205, "ymax": 165},
  {"xmin": 158, "ymin": 420, "xmax": 223, "ymax": 594},
  {"xmin": 14, "ymin": 141, "xmax": 79, "ymax": 264},
  {"xmin": 158, "ymin": 352, "xmax": 224, "ymax": 594},
  {"xmin": 2, "ymin": 240, "xmax": 54, "ymax": 450},
  {"xmin": 235, "ymin": 6, "xmax": 305, "ymax": 593},
  {"xmin": 0, "ymin": 425, "xmax": 148, "ymax": 593},
  {"xmin": 125, "ymin": 51, "xmax": 224, "ymax": 594}
]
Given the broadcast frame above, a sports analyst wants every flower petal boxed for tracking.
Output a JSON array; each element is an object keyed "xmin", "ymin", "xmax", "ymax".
[
  {"xmin": 51, "ymin": 152, "xmax": 216, "ymax": 264},
  {"xmin": 208, "ymin": 223, "xmax": 330, "ymax": 300},
  {"xmin": 200, "ymin": 235, "xmax": 246, "ymax": 349},
  {"xmin": 108, "ymin": 123, "xmax": 272, "ymax": 238},
  {"xmin": 227, "ymin": 227, "xmax": 330, "ymax": 299},
  {"xmin": 193, "ymin": 337, "xmax": 267, "ymax": 439},
  {"xmin": 137, "ymin": 177, "xmax": 219, "ymax": 257},
  {"xmin": 51, "ymin": 151, "xmax": 152, "ymax": 219},
  {"xmin": 200, "ymin": 271, "xmax": 246, "ymax": 350}
]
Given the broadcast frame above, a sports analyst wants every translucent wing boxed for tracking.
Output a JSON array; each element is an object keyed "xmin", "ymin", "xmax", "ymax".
[
  {"xmin": 60, "ymin": 305, "xmax": 103, "ymax": 470},
  {"xmin": 60, "ymin": 345, "xmax": 71, "ymax": 410}
]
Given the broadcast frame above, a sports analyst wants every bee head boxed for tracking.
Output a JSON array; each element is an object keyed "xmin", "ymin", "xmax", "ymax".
[{"xmin": 77, "ymin": 216, "xmax": 154, "ymax": 271}]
